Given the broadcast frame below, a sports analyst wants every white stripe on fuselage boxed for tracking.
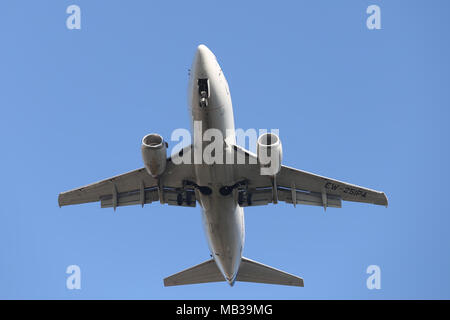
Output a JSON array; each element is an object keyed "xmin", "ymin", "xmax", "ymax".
[{"xmin": 188, "ymin": 45, "xmax": 244, "ymax": 285}]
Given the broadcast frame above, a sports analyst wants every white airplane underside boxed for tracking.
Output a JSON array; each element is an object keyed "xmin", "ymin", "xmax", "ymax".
[{"xmin": 58, "ymin": 45, "xmax": 388, "ymax": 287}]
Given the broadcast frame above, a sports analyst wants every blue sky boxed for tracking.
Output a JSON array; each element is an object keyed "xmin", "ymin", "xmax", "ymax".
[{"xmin": 1, "ymin": 1, "xmax": 449, "ymax": 299}]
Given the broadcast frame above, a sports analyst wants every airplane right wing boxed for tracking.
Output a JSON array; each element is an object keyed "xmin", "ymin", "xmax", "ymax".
[{"xmin": 58, "ymin": 146, "xmax": 197, "ymax": 209}]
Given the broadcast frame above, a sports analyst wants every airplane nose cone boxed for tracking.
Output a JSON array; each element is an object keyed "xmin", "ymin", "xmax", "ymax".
[
  {"xmin": 194, "ymin": 44, "xmax": 215, "ymax": 74},
  {"xmin": 197, "ymin": 44, "xmax": 213, "ymax": 58}
]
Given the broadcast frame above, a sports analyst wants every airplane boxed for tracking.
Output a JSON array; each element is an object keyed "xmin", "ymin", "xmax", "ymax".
[{"xmin": 58, "ymin": 44, "xmax": 388, "ymax": 287}]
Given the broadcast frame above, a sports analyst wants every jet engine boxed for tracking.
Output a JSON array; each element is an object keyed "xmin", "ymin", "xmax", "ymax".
[
  {"xmin": 141, "ymin": 133, "xmax": 167, "ymax": 177},
  {"xmin": 257, "ymin": 132, "xmax": 282, "ymax": 176}
]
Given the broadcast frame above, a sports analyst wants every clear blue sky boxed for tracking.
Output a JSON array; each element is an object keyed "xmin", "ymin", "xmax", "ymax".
[{"xmin": 1, "ymin": 1, "xmax": 449, "ymax": 299}]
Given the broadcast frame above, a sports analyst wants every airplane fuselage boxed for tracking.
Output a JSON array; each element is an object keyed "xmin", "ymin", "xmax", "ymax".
[{"xmin": 188, "ymin": 45, "xmax": 244, "ymax": 285}]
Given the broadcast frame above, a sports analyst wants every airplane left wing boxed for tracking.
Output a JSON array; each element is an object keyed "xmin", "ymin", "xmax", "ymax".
[
  {"xmin": 277, "ymin": 165, "xmax": 388, "ymax": 207},
  {"xmin": 232, "ymin": 144, "xmax": 388, "ymax": 209},
  {"xmin": 58, "ymin": 149, "xmax": 197, "ymax": 209}
]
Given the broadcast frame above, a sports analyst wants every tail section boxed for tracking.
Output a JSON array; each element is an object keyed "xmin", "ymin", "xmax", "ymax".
[
  {"xmin": 164, "ymin": 257, "xmax": 304, "ymax": 287},
  {"xmin": 163, "ymin": 259, "xmax": 223, "ymax": 286},
  {"xmin": 236, "ymin": 257, "xmax": 304, "ymax": 287}
]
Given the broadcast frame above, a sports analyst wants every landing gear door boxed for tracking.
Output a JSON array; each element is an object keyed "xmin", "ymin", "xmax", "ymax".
[{"xmin": 198, "ymin": 78, "xmax": 210, "ymax": 107}]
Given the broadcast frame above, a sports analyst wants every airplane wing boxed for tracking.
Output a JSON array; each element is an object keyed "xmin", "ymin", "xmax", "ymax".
[
  {"xmin": 232, "ymin": 144, "xmax": 388, "ymax": 209},
  {"xmin": 58, "ymin": 147, "xmax": 197, "ymax": 209}
]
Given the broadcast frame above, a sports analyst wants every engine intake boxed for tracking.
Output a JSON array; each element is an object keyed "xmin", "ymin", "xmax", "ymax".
[
  {"xmin": 141, "ymin": 133, "xmax": 167, "ymax": 177},
  {"xmin": 257, "ymin": 132, "xmax": 282, "ymax": 176}
]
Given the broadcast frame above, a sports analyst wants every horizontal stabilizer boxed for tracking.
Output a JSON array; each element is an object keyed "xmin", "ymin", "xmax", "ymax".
[
  {"xmin": 236, "ymin": 257, "xmax": 304, "ymax": 287},
  {"xmin": 164, "ymin": 257, "xmax": 304, "ymax": 287},
  {"xmin": 164, "ymin": 259, "xmax": 224, "ymax": 287}
]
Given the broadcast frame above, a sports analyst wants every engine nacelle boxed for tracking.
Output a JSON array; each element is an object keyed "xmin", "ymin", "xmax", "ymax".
[
  {"xmin": 257, "ymin": 132, "xmax": 282, "ymax": 176},
  {"xmin": 141, "ymin": 133, "xmax": 167, "ymax": 177}
]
